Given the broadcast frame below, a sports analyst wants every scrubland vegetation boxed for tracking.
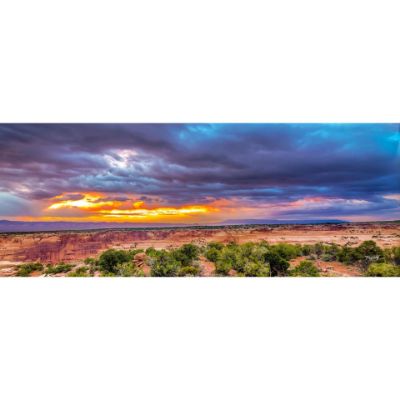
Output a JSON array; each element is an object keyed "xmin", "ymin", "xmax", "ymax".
[
  {"xmin": 16, "ymin": 262, "xmax": 44, "ymax": 277},
  {"xmin": 13, "ymin": 240, "xmax": 400, "ymax": 277}
]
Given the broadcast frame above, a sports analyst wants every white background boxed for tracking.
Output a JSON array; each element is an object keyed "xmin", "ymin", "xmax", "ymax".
[{"xmin": 0, "ymin": 1, "xmax": 399, "ymax": 399}]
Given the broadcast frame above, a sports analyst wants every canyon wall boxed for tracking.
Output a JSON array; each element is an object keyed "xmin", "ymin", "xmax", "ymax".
[
  {"xmin": 0, "ymin": 228, "xmax": 231, "ymax": 263},
  {"xmin": 0, "ymin": 223, "xmax": 398, "ymax": 264}
]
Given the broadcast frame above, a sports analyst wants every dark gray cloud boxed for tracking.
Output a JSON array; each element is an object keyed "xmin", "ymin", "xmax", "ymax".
[{"xmin": 0, "ymin": 123, "xmax": 399, "ymax": 219}]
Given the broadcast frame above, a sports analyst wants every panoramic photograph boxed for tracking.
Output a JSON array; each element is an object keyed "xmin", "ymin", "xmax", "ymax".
[{"xmin": 0, "ymin": 123, "xmax": 399, "ymax": 277}]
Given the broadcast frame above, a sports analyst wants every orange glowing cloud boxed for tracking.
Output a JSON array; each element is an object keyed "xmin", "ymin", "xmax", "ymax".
[
  {"xmin": 45, "ymin": 192, "xmax": 216, "ymax": 222},
  {"xmin": 48, "ymin": 193, "xmax": 121, "ymax": 211},
  {"xmin": 101, "ymin": 205, "xmax": 211, "ymax": 218}
]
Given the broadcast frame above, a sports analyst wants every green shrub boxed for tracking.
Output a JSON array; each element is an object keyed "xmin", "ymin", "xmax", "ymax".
[
  {"xmin": 214, "ymin": 260, "xmax": 231, "ymax": 276},
  {"xmin": 178, "ymin": 265, "xmax": 201, "ymax": 276},
  {"xmin": 323, "ymin": 244, "xmax": 340, "ymax": 261},
  {"xmin": 145, "ymin": 247, "xmax": 159, "ymax": 257},
  {"xmin": 394, "ymin": 247, "xmax": 400, "ymax": 265},
  {"xmin": 321, "ymin": 254, "xmax": 336, "ymax": 262},
  {"xmin": 205, "ymin": 247, "xmax": 220, "ymax": 262},
  {"xmin": 98, "ymin": 249, "xmax": 131, "ymax": 273},
  {"xmin": 171, "ymin": 243, "xmax": 200, "ymax": 266},
  {"xmin": 45, "ymin": 263, "xmax": 74, "ymax": 275},
  {"xmin": 313, "ymin": 242, "xmax": 325, "ymax": 257},
  {"xmin": 218, "ymin": 246, "xmax": 245, "ymax": 272},
  {"xmin": 301, "ymin": 244, "xmax": 312, "ymax": 256},
  {"xmin": 243, "ymin": 261, "xmax": 270, "ymax": 277},
  {"xmin": 365, "ymin": 263, "xmax": 400, "ymax": 277},
  {"xmin": 68, "ymin": 267, "xmax": 89, "ymax": 277},
  {"xmin": 239, "ymin": 242, "xmax": 257, "ymax": 258},
  {"xmin": 385, "ymin": 247, "xmax": 400, "ymax": 265},
  {"xmin": 353, "ymin": 240, "xmax": 384, "ymax": 268},
  {"xmin": 290, "ymin": 260, "xmax": 320, "ymax": 277},
  {"xmin": 116, "ymin": 262, "xmax": 145, "ymax": 277},
  {"xmin": 269, "ymin": 243, "xmax": 300, "ymax": 260},
  {"xmin": 127, "ymin": 248, "xmax": 144, "ymax": 257},
  {"xmin": 265, "ymin": 252, "xmax": 290, "ymax": 276},
  {"xmin": 207, "ymin": 242, "xmax": 224, "ymax": 251},
  {"xmin": 338, "ymin": 245, "xmax": 356, "ymax": 264},
  {"xmin": 100, "ymin": 271, "xmax": 117, "ymax": 277},
  {"xmin": 16, "ymin": 262, "xmax": 43, "ymax": 277},
  {"xmin": 84, "ymin": 257, "xmax": 97, "ymax": 266},
  {"xmin": 150, "ymin": 252, "xmax": 180, "ymax": 277},
  {"xmin": 247, "ymin": 245, "xmax": 269, "ymax": 264}
]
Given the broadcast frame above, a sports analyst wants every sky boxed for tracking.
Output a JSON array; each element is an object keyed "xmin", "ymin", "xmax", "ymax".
[{"xmin": 0, "ymin": 123, "xmax": 399, "ymax": 224}]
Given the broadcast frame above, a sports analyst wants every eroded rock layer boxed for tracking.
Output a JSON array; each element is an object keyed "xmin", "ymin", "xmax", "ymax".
[{"xmin": 0, "ymin": 223, "xmax": 398, "ymax": 264}]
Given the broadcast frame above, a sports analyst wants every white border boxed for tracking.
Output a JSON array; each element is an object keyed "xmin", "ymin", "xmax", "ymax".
[
  {"xmin": 0, "ymin": 0, "xmax": 399, "ymax": 122},
  {"xmin": 0, "ymin": 278, "xmax": 399, "ymax": 400},
  {"xmin": 0, "ymin": 1, "xmax": 399, "ymax": 399}
]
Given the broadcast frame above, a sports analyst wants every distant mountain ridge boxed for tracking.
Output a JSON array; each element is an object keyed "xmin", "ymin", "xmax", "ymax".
[
  {"xmin": 222, "ymin": 219, "xmax": 348, "ymax": 225},
  {"xmin": 0, "ymin": 218, "xmax": 349, "ymax": 233},
  {"xmin": 0, "ymin": 220, "xmax": 188, "ymax": 232}
]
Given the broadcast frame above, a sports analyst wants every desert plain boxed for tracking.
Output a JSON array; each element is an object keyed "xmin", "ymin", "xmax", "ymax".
[{"xmin": 0, "ymin": 222, "xmax": 398, "ymax": 277}]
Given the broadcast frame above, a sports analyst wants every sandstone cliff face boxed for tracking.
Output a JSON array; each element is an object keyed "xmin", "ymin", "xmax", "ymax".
[
  {"xmin": 0, "ymin": 223, "xmax": 398, "ymax": 264},
  {"xmin": 0, "ymin": 229, "xmax": 225, "ymax": 263}
]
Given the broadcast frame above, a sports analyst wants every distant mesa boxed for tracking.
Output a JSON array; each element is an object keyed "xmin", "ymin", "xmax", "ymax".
[
  {"xmin": 0, "ymin": 218, "xmax": 349, "ymax": 233},
  {"xmin": 221, "ymin": 219, "xmax": 348, "ymax": 225}
]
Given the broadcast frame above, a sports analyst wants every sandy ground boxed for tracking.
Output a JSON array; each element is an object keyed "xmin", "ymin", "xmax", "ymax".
[{"xmin": 199, "ymin": 257, "xmax": 215, "ymax": 277}]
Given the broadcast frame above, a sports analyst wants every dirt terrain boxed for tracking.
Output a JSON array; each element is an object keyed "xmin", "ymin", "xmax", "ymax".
[{"xmin": 0, "ymin": 222, "xmax": 398, "ymax": 267}]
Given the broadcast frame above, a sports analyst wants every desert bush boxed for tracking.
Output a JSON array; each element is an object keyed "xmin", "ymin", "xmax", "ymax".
[
  {"xmin": 301, "ymin": 244, "xmax": 312, "ymax": 256},
  {"xmin": 148, "ymin": 249, "xmax": 181, "ymax": 277},
  {"xmin": 365, "ymin": 263, "xmax": 400, "ymax": 277},
  {"xmin": 322, "ymin": 244, "xmax": 340, "ymax": 261},
  {"xmin": 150, "ymin": 260, "xmax": 180, "ymax": 277},
  {"xmin": 243, "ymin": 261, "xmax": 270, "ymax": 277},
  {"xmin": 353, "ymin": 240, "xmax": 385, "ymax": 268},
  {"xmin": 116, "ymin": 262, "xmax": 145, "ymax": 277},
  {"xmin": 98, "ymin": 249, "xmax": 131, "ymax": 273},
  {"xmin": 321, "ymin": 253, "xmax": 336, "ymax": 262},
  {"xmin": 313, "ymin": 243, "xmax": 325, "ymax": 257},
  {"xmin": 220, "ymin": 246, "xmax": 238, "ymax": 264},
  {"xmin": 205, "ymin": 247, "xmax": 220, "ymax": 262},
  {"xmin": 100, "ymin": 271, "xmax": 117, "ymax": 277},
  {"xmin": 239, "ymin": 242, "xmax": 257, "ymax": 258},
  {"xmin": 271, "ymin": 243, "xmax": 301, "ymax": 260},
  {"xmin": 248, "ymin": 246, "xmax": 269, "ymax": 263},
  {"xmin": 385, "ymin": 247, "xmax": 400, "ymax": 265},
  {"xmin": 224, "ymin": 246, "xmax": 247, "ymax": 273},
  {"xmin": 45, "ymin": 263, "xmax": 74, "ymax": 275},
  {"xmin": 178, "ymin": 265, "xmax": 201, "ymax": 277},
  {"xmin": 68, "ymin": 266, "xmax": 89, "ymax": 277},
  {"xmin": 84, "ymin": 257, "xmax": 97, "ymax": 266},
  {"xmin": 127, "ymin": 248, "xmax": 144, "ymax": 257},
  {"xmin": 171, "ymin": 243, "xmax": 200, "ymax": 266},
  {"xmin": 214, "ymin": 260, "xmax": 231, "ymax": 276},
  {"xmin": 265, "ymin": 252, "xmax": 290, "ymax": 276},
  {"xmin": 16, "ymin": 262, "xmax": 43, "ymax": 277},
  {"xmin": 290, "ymin": 260, "xmax": 320, "ymax": 277},
  {"xmin": 145, "ymin": 247, "xmax": 159, "ymax": 257},
  {"xmin": 207, "ymin": 241, "xmax": 224, "ymax": 251},
  {"xmin": 337, "ymin": 245, "xmax": 356, "ymax": 264},
  {"xmin": 394, "ymin": 247, "xmax": 400, "ymax": 265}
]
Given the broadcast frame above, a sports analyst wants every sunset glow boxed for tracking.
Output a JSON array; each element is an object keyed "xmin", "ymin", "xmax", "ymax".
[
  {"xmin": 48, "ymin": 193, "xmax": 118, "ymax": 210},
  {"xmin": 0, "ymin": 123, "xmax": 399, "ymax": 228},
  {"xmin": 44, "ymin": 192, "xmax": 214, "ymax": 222}
]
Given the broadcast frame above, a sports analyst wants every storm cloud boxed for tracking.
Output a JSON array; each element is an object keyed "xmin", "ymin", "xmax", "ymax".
[{"xmin": 0, "ymin": 123, "xmax": 399, "ymax": 221}]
